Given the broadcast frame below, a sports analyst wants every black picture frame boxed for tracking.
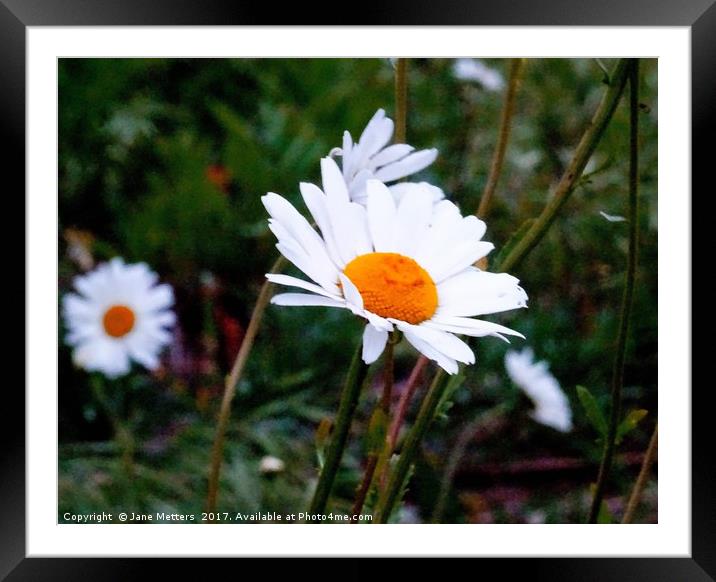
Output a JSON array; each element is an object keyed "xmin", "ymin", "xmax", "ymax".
[{"xmin": 6, "ymin": 0, "xmax": 708, "ymax": 577}]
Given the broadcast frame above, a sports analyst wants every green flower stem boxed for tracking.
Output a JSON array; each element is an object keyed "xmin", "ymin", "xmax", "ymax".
[
  {"xmin": 430, "ymin": 405, "xmax": 508, "ymax": 523},
  {"xmin": 394, "ymin": 59, "xmax": 408, "ymax": 144},
  {"xmin": 622, "ymin": 423, "xmax": 658, "ymax": 523},
  {"xmin": 588, "ymin": 59, "xmax": 640, "ymax": 523},
  {"xmin": 206, "ymin": 254, "xmax": 287, "ymax": 514},
  {"xmin": 89, "ymin": 375, "xmax": 135, "ymax": 479},
  {"xmin": 386, "ymin": 354, "xmax": 428, "ymax": 454},
  {"xmin": 308, "ymin": 342, "xmax": 370, "ymax": 518},
  {"xmin": 351, "ymin": 333, "xmax": 397, "ymax": 520},
  {"xmin": 373, "ymin": 369, "xmax": 447, "ymax": 523},
  {"xmin": 499, "ymin": 58, "xmax": 633, "ymax": 273},
  {"xmin": 477, "ymin": 58, "xmax": 526, "ymax": 218}
]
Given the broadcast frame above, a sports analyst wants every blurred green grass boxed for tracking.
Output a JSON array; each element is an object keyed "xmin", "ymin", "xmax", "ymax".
[{"xmin": 58, "ymin": 58, "xmax": 657, "ymax": 524}]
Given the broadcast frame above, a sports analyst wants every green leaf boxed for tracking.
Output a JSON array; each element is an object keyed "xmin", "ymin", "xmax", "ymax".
[
  {"xmin": 435, "ymin": 372, "xmax": 466, "ymax": 421},
  {"xmin": 616, "ymin": 409, "xmax": 648, "ymax": 444},
  {"xmin": 576, "ymin": 385, "xmax": 608, "ymax": 437},
  {"xmin": 494, "ymin": 218, "xmax": 536, "ymax": 270}
]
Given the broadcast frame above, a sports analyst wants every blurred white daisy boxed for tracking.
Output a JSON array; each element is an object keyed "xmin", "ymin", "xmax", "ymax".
[
  {"xmin": 504, "ymin": 348, "xmax": 572, "ymax": 432},
  {"xmin": 452, "ymin": 58, "xmax": 505, "ymax": 92},
  {"xmin": 599, "ymin": 211, "xmax": 627, "ymax": 223},
  {"xmin": 263, "ymin": 157, "xmax": 527, "ymax": 374},
  {"xmin": 329, "ymin": 109, "xmax": 440, "ymax": 205},
  {"xmin": 62, "ymin": 258, "xmax": 175, "ymax": 378},
  {"xmin": 259, "ymin": 455, "xmax": 286, "ymax": 474}
]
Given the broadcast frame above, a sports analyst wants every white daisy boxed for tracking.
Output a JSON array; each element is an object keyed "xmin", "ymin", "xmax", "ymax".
[
  {"xmin": 62, "ymin": 257, "xmax": 176, "ymax": 378},
  {"xmin": 504, "ymin": 348, "xmax": 573, "ymax": 432},
  {"xmin": 263, "ymin": 157, "xmax": 527, "ymax": 375},
  {"xmin": 329, "ymin": 109, "xmax": 441, "ymax": 205}
]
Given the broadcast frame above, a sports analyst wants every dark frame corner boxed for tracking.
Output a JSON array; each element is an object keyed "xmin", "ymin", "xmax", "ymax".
[{"xmin": 6, "ymin": 0, "xmax": 710, "ymax": 578}]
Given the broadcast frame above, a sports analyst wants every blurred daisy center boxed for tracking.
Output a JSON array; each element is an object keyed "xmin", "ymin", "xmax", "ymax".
[
  {"xmin": 102, "ymin": 305, "xmax": 136, "ymax": 338},
  {"xmin": 343, "ymin": 252, "xmax": 437, "ymax": 324}
]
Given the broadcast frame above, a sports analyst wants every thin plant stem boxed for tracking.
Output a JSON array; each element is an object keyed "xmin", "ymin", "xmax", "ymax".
[
  {"xmin": 386, "ymin": 355, "xmax": 428, "ymax": 454},
  {"xmin": 477, "ymin": 58, "xmax": 526, "ymax": 218},
  {"xmin": 373, "ymin": 369, "xmax": 447, "ymax": 523},
  {"xmin": 307, "ymin": 343, "xmax": 369, "ymax": 518},
  {"xmin": 588, "ymin": 59, "xmax": 640, "ymax": 523},
  {"xmin": 90, "ymin": 375, "xmax": 135, "ymax": 479},
  {"xmin": 351, "ymin": 455, "xmax": 378, "ymax": 521},
  {"xmin": 622, "ymin": 423, "xmax": 658, "ymax": 524},
  {"xmin": 206, "ymin": 254, "xmax": 286, "ymax": 513},
  {"xmin": 394, "ymin": 59, "xmax": 408, "ymax": 144},
  {"xmin": 499, "ymin": 58, "xmax": 633, "ymax": 273},
  {"xmin": 351, "ymin": 334, "xmax": 396, "ymax": 520},
  {"xmin": 430, "ymin": 406, "xmax": 508, "ymax": 523}
]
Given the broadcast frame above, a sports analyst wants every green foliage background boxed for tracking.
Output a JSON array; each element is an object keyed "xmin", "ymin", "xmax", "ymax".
[{"xmin": 58, "ymin": 58, "xmax": 657, "ymax": 524}]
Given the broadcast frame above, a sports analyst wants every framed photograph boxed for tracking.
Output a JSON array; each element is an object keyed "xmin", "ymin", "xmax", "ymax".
[{"xmin": 8, "ymin": 0, "xmax": 707, "ymax": 577}]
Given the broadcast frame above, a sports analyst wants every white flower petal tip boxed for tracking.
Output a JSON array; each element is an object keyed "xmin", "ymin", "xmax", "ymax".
[
  {"xmin": 362, "ymin": 325, "xmax": 389, "ymax": 364},
  {"xmin": 599, "ymin": 211, "xmax": 628, "ymax": 223},
  {"xmin": 62, "ymin": 258, "xmax": 175, "ymax": 379},
  {"xmin": 505, "ymin": 348, "xmax": 572, "ymax": 432},
  {"xmin": 270, "ymin": 293, "xmax": 345, "ymax": 309}
]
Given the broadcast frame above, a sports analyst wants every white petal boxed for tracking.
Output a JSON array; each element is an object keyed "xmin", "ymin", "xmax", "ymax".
[
  {"xmin": 362, "ymin": 325, "xmax": 389, "ymax": 364},
  {"xmin": 362, "ymin": 311, "xmax": 394, "ymax": 332},
  {"xmin": 396, "ymin": 321, "xmax": 475, "ymax": 365},
  {"xmin": 393, "ymin": 184, "xmax": 433, "ymax": 256},
  {"xmin": 63, "ymin": 293, "xmax": 100, "ymax": 322},
  {"xmin": 347, "ymin": 169, "xmax": 373, "ymax": 200},
  {"xmin": 299, "ymin": 181, "xmax": 344, "ymax": 268},
  {"xmin": 262, "ymin": 192, "xmax": 339, "ymax": 289},
  {"xmin": 357, "ymin": 109, "xmax": 393, "ymax": 159},
  {"xmin": 266, "ymin": 273, "xmax": 342, "ymax": 300},
  {"xmin": 426, "ymin": 316, "xmax": 525, "ymax": 341},
  {"xmin": 436, "ymin": 268, "xmax": 528, "ymax": 317},
  {"xmin": 373, "ymin": 148, "xmax": 438, "ymax": 182},
  {"xmin": 321, "ymin": 157, "xmax": 350, "ymax": 203},
  {"xmin": 428, "ymin": 240, "xmax": 495, "ymax": 283},
  {"xmin": 341, "ymin": 131, "xmax": 354, "ymax": 177},
  {"xmin": 366, "ymin": 180, "xmax": 398, "ymax": 252},
  {"xmin": 325, "ymin": 197, "xmax": 371, "ymax": 266},
  {"xmin": 125, "ymin": 334, "xmax": 161, "ymax": 370},
  {"xmin": 271, "ymin": 293, "xmax": 346, "ymax": 309},
  {"xmin": 390, "ymin": 181, "xmax": 445, "ymax": 205},
  {"xmin": 339, "ymin": 273, "xmax": 364, "ymax": 311},
  {"xmin": 370, "ymin": 143, "xmax": 414, "ymax": 168},
  {"xmin": 403, "ymin": 331, "xmax": 459, "ymax": 375},
  {"xmin": 139, "ymin": 283, "xmax": 174, "ymax": 313}
]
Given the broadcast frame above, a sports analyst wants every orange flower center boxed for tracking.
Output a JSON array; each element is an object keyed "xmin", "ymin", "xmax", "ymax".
[
  {"xmin": 102, "ymin": 305, "xmax": 136, "ymax": 338},
  {"xmin": 343, "ymin": 252, "xmax": 438, "ymax": 324}
]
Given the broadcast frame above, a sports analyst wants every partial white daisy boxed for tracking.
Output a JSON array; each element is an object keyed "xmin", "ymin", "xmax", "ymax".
[
  {"xmin": 599, "ymin": 211, "xmax": 627, "ymax": 223},
  {"xmin": 259, "ymin": 455, "xmax": 286, "ymax": 474},
  {"xmin": 504, "ymin": 348, "xmax": 572, "ymax": 432},
  {"xmin": 62, "ymin": 257, "xmax": 175, "ymax": 378},
  {"xmin": 453, "ymin": 58, "xmax": 505, "ymax": 92},
  {"xmin": 263, "ymin": 157, "xmax": 527, "ymax": 375},
  {"xmin": 329, "ymin": 109, "xmax": 440, "ymax": 205}
]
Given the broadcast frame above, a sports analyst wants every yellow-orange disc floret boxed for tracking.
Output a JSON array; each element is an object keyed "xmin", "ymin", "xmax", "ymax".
[
  {"xmin": 343, "ymin": 252, "xmax": 438, "ymax": 324},
  {"xmin": 102, "ymin": 305, "xmax": 136, "ymax": 338}
]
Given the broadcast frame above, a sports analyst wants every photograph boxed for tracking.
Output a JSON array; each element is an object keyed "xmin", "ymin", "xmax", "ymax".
[{"xmin": 56, "ymin": 57, "xmax": 658, "ymax": 526}]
